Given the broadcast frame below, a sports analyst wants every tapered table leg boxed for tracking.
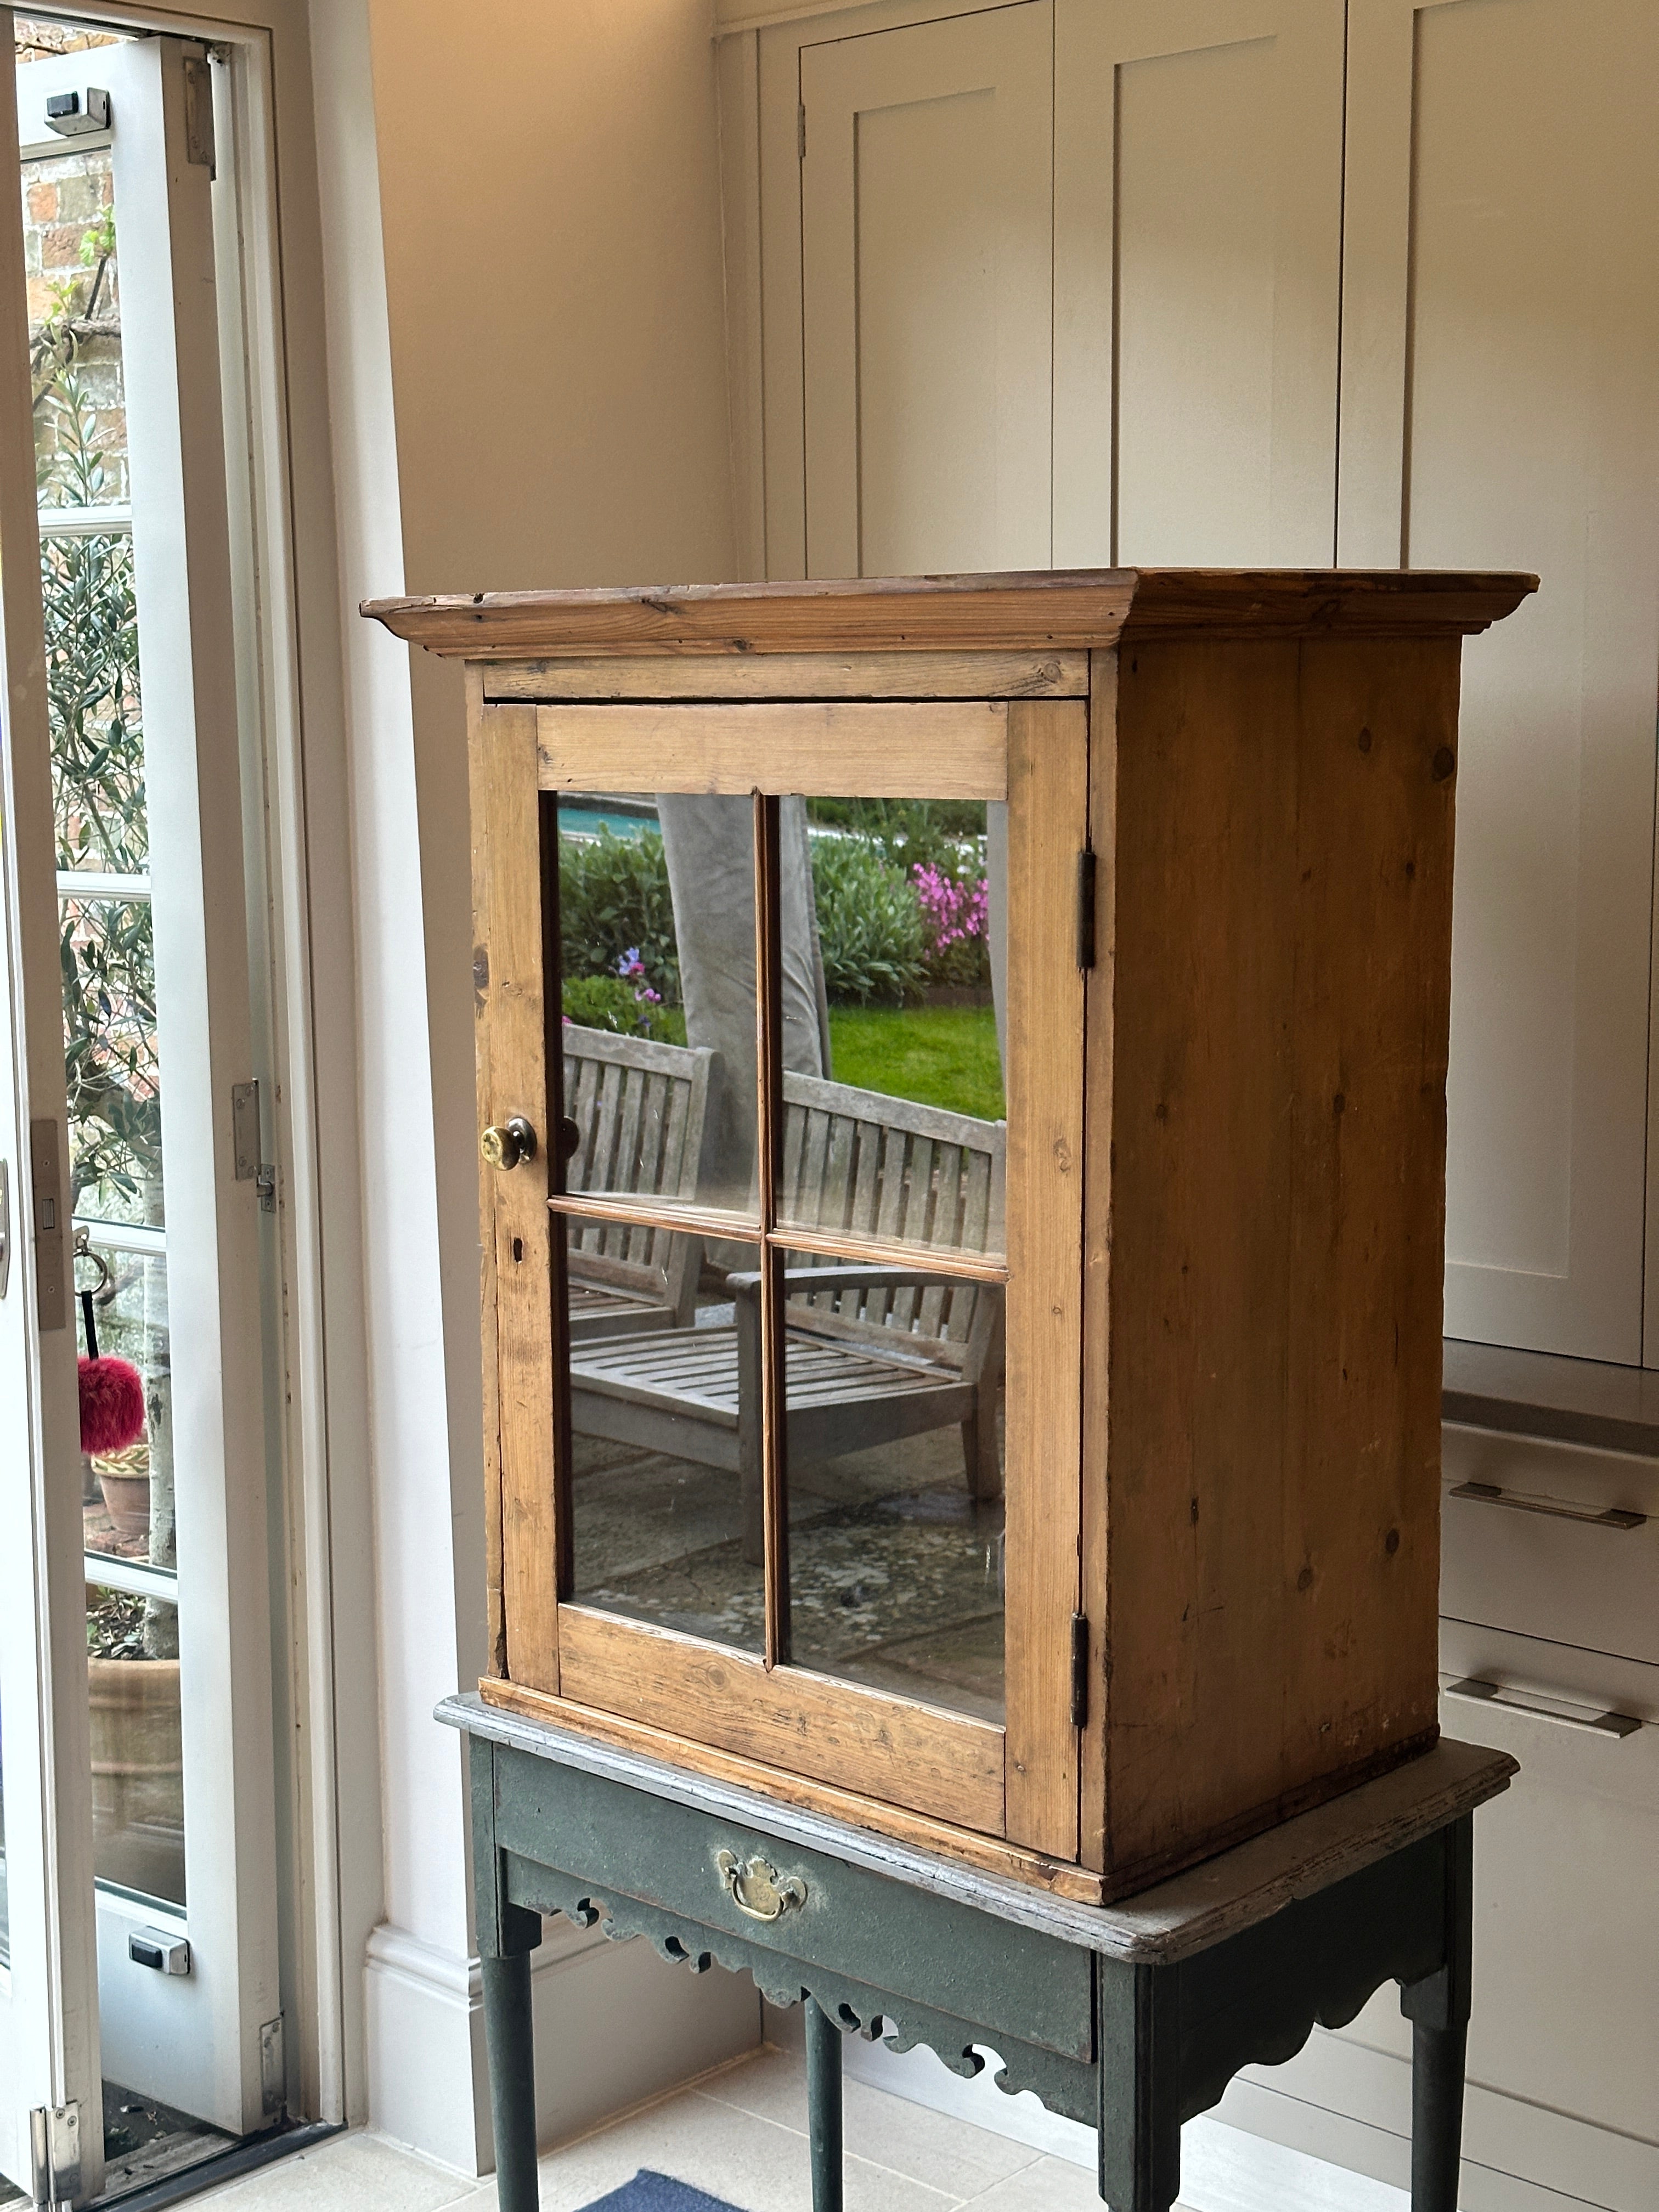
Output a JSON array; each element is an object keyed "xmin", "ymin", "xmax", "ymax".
[
  {"xmin": 482, "ymin": 1951, "xmax": 539, "ymax": 2212},
  {"xmin": 1410, "ymin": 2019, "xmax": 1468, "ymax": 2211},
  {"xmin": 805, "ymin": 1997, "xmax": 844, "ymax": 2212}
]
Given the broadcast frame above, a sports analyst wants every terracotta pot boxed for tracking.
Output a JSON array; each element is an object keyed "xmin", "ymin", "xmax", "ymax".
[{"xmin": 93, "ymin": 1441, "xmax": 151, "ymax": 1543}]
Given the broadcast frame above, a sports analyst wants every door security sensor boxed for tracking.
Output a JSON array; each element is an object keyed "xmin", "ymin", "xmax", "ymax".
[{"xmin": 44, "ymin": 89, "xmax": 112, "ymax": 138}]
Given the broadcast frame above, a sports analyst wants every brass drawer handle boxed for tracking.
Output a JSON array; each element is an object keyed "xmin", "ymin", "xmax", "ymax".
[
  {"xmin": 716, "ymin": 1850, "xmax": 807, "ymax": 1922},
  {"xmin": 1449, "ymin": 1480, "xmax": 1646, "ymax": 1532},
  {"xmin": 1445, "ymin": 1677, "xmax": 1643, "ymax": 1740}
]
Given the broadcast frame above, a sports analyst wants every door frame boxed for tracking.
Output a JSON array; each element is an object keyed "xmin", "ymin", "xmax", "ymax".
[{"xmin": 3, "ymin": 0, "xmax": 369, "ymax": 2142}]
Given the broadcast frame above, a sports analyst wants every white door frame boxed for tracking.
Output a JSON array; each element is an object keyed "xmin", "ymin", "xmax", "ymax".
[{"xmin": 4, "ymin": 0, "xmax": 375, "ymax": 2145}]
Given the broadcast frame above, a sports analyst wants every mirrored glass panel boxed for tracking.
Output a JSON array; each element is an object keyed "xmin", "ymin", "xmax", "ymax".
[
  {"xmin": 782, "ymin": 1251, "xmax": 1005, "ymax": 1722},
  {"xmin": 558, "ymin": 791, "xmax": 758, "ymax": 1223},
  {"xmin": 567, "ymin": 1232, "xmax": 766, "ymax": 1652},
  {"xmin": 86, "ymin": 1583, "xmax": 184, "ymax": 1905},
  {"xmin": 778, "ymin": 797, "xmax": 1005, "ymax": 1263}
]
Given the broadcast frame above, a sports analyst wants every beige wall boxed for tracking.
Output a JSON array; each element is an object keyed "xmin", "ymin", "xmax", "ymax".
[{"xmin": 317, "ymin": 0, "xmax": 754, "ymax": 2163}]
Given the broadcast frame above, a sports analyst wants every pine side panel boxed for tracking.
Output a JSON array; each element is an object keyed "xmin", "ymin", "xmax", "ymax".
[
  {"xmin": 471, "ymin": 699, "xmax": 561, "ymax": 1694},
  {"xmin": 1079, "ymin": 650, "xmax": 1120, "ymax": 1872},
  {"xmin": 1103, "ymin": 640, "xmax": 1302, "ymax": 1881},
  {"xmin": 469, "ymin": 668, "xmax": 507, "ymax": 1677},
  {"xmin": 1004, "ymin": 699, "xmax": 1088, "ymax": 1860},
  {"xmin": 1279, "ymin": 636, "xmax": 1455, "ymax": 1786}
]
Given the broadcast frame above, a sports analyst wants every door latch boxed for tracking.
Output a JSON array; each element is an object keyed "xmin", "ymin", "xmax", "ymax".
[
  {"xmin": 29, "ymin": 1119, "xmax": 66, "ymax": 1330},
  {"xmin": 232, "ymin": 1081, "xmax": 277, "ymax": 1212},
  {"xmin": 128, "ymin": 1926, "xmax": 190, "ymax": 1975},
  {"xmin": 29, "ymin": 2102, "xmax": 82, "ymax": 2206}
]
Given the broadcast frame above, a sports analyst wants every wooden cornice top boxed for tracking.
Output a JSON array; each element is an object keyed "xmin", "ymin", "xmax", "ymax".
[{"xmin": 362, "ymin": 567, "xmax": 1537, "ymax": 659}]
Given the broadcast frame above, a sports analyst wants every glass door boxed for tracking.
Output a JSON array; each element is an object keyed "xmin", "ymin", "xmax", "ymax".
[
  {"xmin": 8, "ymin": 21, "xmax": 283, "ymax": 2162},
  {"xmin": 479, "ymin": 692, "xmax": 1087, "ymax": 1862}
]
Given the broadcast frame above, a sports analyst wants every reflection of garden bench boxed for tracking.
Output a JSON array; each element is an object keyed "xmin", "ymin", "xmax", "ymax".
[
  {"xmin": 568, "ymin": 1075, "xmax": 1006, "ymax": 1561},
  {"xmin": 562, "ymin": 1024, "xmax": 715, "ymax": 1341}
]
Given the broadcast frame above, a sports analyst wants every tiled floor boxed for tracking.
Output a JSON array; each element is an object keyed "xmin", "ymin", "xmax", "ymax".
[{"xmin": 187, "ymin": 2046, "xmax": 1178, "ymax": 2212}]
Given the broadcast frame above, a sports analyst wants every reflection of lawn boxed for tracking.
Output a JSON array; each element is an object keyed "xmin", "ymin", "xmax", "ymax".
[{"xmin": 828, "ymin": 1005, "xmax": 1005, "ymax": 1121}]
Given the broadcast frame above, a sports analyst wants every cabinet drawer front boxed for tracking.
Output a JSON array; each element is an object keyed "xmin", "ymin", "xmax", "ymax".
[
  {"xmin": 1438, "ymin": 1620, "xmax": 1659, "ymax": 1812},
  {"xmin": 489, "ymin": 1743, "xmax": 1094, "ymax": 2060},
  {"xmin": 1441, "ymin": 1426, "xmax": 1659, "ymax": 1664}
]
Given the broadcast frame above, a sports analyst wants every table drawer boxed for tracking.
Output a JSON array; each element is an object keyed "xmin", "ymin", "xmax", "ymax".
[
  {"xmin": 1441, "ymin": 1425, "xmax": 1659, "ymax": 1664},
  {"xmin": 488, "ymin": 1740, "xmax": 1094, "ymax": 2061}
]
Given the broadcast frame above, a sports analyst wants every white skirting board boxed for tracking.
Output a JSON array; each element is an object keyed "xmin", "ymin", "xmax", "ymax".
[
  {"xmin": 804, "ymin": 2011, "xmax": 1652, "ymax": 2212},
  {"xmin": 366, "ymin": 1921, "xmax": 761, "ymax": 2175}
]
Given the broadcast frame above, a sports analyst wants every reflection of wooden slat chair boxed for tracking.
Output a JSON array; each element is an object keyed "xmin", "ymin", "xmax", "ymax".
[
  {"xmin": 568, "ymin": 1074, "xmax": 1006, "ymax": 1560},
  {"xmin": 561, "ymin": 1024, "xmax": 715, "ymax": 1341}
]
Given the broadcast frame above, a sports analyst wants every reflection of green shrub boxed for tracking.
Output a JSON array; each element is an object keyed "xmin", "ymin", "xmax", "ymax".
[
  {"xmin": 805, "ymin": 798, "xmax": 983, "ymax": 873},
  {"xmin": 562, "ymin": 976, "xmax": 680, "ymax": 1041},
  {"xmin": 558, "ymin": 830, "xmax": 680, "ymax": 1002},
  {"xmin": 810, "ymin": 835, "xmax": 926, "ymax": 1005}
]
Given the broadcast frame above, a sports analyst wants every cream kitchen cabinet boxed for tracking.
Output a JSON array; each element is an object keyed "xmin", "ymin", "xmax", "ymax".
[{"xmin": 736, "ymin": 0, "xmax": 1659, "ymax": 1370}]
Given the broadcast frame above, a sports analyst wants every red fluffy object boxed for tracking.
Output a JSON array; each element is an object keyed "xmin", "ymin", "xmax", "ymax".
[{"xmin": 78, "ymin": 1356, "xmax": 146, "ymax": 1456}]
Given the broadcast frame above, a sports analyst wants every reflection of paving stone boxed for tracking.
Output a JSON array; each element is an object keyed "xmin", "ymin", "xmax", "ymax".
[{"xmin": 575, "ymin": 1424, "xmax": 1007, "ymax": 1718}]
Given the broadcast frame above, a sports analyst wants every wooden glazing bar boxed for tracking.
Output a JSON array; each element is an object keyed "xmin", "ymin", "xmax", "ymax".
[
  {"xmin": 763, "ymin": 1221, "xmax": 1009, "ymax": 1284},
  {"xmin": 543, "ymin": 792, "xmax": 574, "ymax": 1601},
  {"xmin": 548, "ymin": 1192, "xmax": 763, "ymax": 1243},
  {"xmin": 754, "ymin": 792, "xmax": 791, "ymax": 1668}
]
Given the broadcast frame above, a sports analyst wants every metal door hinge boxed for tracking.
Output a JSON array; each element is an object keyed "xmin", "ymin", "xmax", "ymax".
[
  {"xmin": 232, "ymin": 1081, "xmax": 277, "ymax": 1212},
  {"xmin": 798, "ymin": 103, "xmax": 807, "ymax": 161},
  {"xmin": 1070, "ymin": 1612, "xmax": 1089, "ymax": 1729},
  {"xmin": 30, "ymin": 2101, "xmax": 82, "ymax": 2206},
  {"xmin": 182, "ymin": 48, "xmax": 216, "ymax": 174},
  {"xmin": 29, "ymin": 1120, "xmax": 66, "ymax": 1331},
  {"xmin": 1076, "ymin": 850, "xmax": 1097, "ymax": 970}
]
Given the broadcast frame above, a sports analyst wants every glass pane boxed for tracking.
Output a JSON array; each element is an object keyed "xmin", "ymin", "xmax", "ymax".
[
  {"xmin": 80, "ymin": 1235, "xmax": 172, "ymax": 1571},
  {"xmin": 86, "ymin": 1585, "xmax": 184, "ymax": 1906},
  {"xmin": 567, "ymin": 1232, "xmax": 766, "ymax": 1652},
  {"xmin": 782, "ymin": 1257, "xmax": 1005, "ymax": 1722},
  {"xmin": 558, "ymin": 791, "xmax": 758, "ymax": 1222},
  {"xmin": 780, "ymin": 798, "xmax": 1006, "ymax": 1262}
]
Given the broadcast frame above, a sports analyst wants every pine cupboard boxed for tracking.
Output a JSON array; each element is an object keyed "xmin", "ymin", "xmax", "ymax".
[{"xmin": 366, "ymin": 566, "xmax": 1531, "ymax": 1902}]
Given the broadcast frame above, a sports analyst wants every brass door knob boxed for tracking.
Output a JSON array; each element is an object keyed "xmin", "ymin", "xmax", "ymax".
[{"xmin": 481, "ymin": 1116, "xmax": 537, "ymax": 1172}]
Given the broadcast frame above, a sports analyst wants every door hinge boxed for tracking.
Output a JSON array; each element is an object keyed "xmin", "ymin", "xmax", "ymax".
[
  {"xmin": 259, "ymin": 2015, "xmax": 286, "ymax": 2119},
  {"xmin": 798, "ymin": 102, "xmax": 807, "ymax": 161},
  {"xmin": 29, "ymin": 1119, "xmax": 66, "ymax": 1331},
  {"xmin": 232, "ymin": 1081, "xmax": 277, "ymax": 1212},
  {"xmin": 30, "ymin": 2102, "xmax": 82, "ymax": 2206},
  {"xmin": 1070, "ymin": 1612, "xmax": 1089, "ymax": 1729},
  {"xmin": 1076, "ymin": 849, "xmax": 1097, "ymax": 971},
  {"xmin": 182, "ymin": 47, "xmax": 216, "ymax": 175}
]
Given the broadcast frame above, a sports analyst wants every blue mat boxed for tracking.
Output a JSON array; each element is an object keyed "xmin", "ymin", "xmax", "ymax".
[{"xmin": 577, "ymin": 2175, "xmax": 746, "ymax": 2212}]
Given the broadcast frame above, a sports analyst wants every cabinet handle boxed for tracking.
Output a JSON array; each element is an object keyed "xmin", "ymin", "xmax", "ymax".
[
  {"xmin": 715, "ymin": 1849, "xmax": 807, "ymax": 1922},
  {"xmin": 1449, "ymin": 1480, "xmax": 1646, "ymax": 1532},
  {"xmin": 1444, "ymin": 1676, "xmax": 1643, "ymax": 1739}
]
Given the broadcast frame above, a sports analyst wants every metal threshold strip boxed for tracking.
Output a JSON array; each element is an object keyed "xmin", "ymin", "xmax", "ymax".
[{"xmin": 91, "ymin": 2119, "xmax": 344, "ymax": 2212}]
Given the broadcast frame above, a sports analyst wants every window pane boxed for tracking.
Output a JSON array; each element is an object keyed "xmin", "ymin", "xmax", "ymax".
[
  {"xmin": 87, "ymin": 1587, "xmax": 184, "ymax": 1906},
  {"xmin": 782, "ymin": 1252, "xmax": 1005, "ymax": 1723},
  {"xmin": 567, "ymin": 1232, "xmax": 766, "ymax": 1654},
  {"xmin": 778, "ymin": 798, "xmax": 1005, "ymax": 1263},
  {"xmin": 558, "ymin": 791, "xmax": 758, "ymax": 1222}
]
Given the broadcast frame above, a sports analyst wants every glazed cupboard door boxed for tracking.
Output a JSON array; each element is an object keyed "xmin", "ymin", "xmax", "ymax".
[
  {"xmin": 1052, "ymin": 0, "xmax": 1346, "ymax": 566},
  {"xmin": 1341, "ymin": 0, "xmax": 1659, "ymax": 1363},
  {"xmin": 799, "ymin": 3, "xmax": 1054, "ymax": 578},
  {"xmin": 472, "ymin": 690, "xmax": 1087, "ymax": 1861}
]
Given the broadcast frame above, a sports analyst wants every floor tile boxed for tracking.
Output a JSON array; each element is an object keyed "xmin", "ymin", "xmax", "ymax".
[
  {"xmin": 702, "ymin": 2046, "xmax": 1039, "ymax": 2198},
  {"xmin": 195, "ymin": 2132, "xmax": 481, "ymax": 2211},
  {"xmin": 955, "ymin": 2153, "xmax": 1118, "ymax": 2209}
]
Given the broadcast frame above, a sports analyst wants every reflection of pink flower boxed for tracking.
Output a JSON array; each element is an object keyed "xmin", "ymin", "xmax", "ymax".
[
  {"xmin": 911, "ymin": 865, "xmax": 988, "ymax": 955},
  {"xmin": 616, "ymin": 947, "xmax": 662, "ymax": 1008}
]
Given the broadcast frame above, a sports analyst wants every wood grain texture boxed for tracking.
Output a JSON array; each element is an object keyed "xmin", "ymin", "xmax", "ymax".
[
  {"xmin": 557, "ymin": 1605, "xmax": 1005, "ymax": 1835},
  {"xmin": 1098, "ymin": 636, "xmax": 1455, "ymax": 1892},
  {"xmin": 1079, "ymin": 650, "xmax": 1119, "ymax": 1872},
  {"xmin": 536, "ymin": 701, "xmax": 1008, "ymax": 799},
  {"xmin": 484, "ymin": 650, "xmax": 1088, "ymax": 701},
  {"xmin": 364, "ymin": 568, "xmax": 1536, "ymax": 659},
  {"xmin": 1003, "ymin": 700, "xmax": 1088, "ymax": 1861},
  {"xmin": 471, "ymin": 701, "xmax": 561, "ymax": 1695},
  {"xmin": 453, "ymin": 1692, "xmax": 1515, "ymax": 1960},
  {"xmin": 470, "ymin": 668, "xmax": 507, "ymax": 1679}
]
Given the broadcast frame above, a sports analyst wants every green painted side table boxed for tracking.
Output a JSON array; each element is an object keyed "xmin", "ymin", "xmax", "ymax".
[{"xmin": 439, "ymin": 1694, "xmax": 1515, "ymax": 2212}]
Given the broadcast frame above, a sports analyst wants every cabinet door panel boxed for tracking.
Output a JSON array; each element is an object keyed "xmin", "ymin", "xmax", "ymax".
[
  {"xmin": 1053, "ymin": 0, "xmax": 1345, "ymax": 566},
  {"xmin": 1343, "ymin": 0, "xmax": 1659, "ymax": 1362},
  {"xmin": 801, "ymin": 4, "xmax": 1053, "ymax": 577}
]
